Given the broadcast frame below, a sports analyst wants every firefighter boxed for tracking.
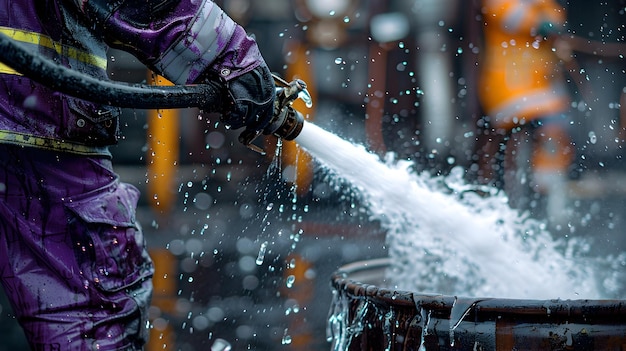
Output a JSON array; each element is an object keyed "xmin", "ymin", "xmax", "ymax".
[
  {"xmin": 475, "ymin": 0, "xmax": 573, "ymax": 220},
  {"xmin": 0, "ymin": 1, "xmax": 275, "ymax": 349}
]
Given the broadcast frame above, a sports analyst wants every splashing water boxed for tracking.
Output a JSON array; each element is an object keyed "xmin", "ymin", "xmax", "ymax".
[{"xmin": 295, "ymin": 121, "xmax": 623, "ymax": 300}]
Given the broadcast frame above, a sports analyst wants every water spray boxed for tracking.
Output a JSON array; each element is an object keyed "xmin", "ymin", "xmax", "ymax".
[{"xmin": 0, "ymin": 32, "xmax": 307, "ymax": 150}]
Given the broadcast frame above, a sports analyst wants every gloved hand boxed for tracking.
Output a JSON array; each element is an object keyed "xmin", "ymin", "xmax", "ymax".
[{"xmin": 220, "ymin": 63, "xmax": 275, "ymax": 134}]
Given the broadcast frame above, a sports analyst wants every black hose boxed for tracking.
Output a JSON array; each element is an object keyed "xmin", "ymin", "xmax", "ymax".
[{"xmin": 0, "ymin": 31, "xmax": 222, "ymax": 109}]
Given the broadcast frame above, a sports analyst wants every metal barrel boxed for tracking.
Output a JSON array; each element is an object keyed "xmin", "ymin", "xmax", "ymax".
[{"xmin": 328, "ymin": 258, "xmax": 626, "ymax": 351}]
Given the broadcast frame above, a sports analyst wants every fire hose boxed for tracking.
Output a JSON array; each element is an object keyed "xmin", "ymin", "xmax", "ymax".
[{"xmin": 0, "ymin": 32, "xmax": 308, "ymax": 154}]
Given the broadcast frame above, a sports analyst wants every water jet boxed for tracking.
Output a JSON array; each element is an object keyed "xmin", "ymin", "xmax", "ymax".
[{"xmin": 293, "ymin": 122, "xmax": 626, "ymax": 350}]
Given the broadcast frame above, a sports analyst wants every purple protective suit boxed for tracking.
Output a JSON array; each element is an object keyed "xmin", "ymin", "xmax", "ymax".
[
  {"xmin": 0, "ymin": 146, "xmax": 152, "ymax": 350},
  {"xmin": 0, "ymin": 1, "xmax": 265, "ymax": 350}
]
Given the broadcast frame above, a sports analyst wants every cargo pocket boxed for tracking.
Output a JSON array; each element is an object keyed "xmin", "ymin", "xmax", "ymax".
[
  {"xmin": 64, "ymin": 97, "xmax": 121, "ymax": 146},
  {"xmin": 64, "ymin": 181, "xmax": 153, "ymax": 292}
]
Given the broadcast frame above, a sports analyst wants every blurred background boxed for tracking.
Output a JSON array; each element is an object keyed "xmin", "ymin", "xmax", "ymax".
[{"xmin": 1, "ymin": 0, "xmax": 625, "ymax": 350}]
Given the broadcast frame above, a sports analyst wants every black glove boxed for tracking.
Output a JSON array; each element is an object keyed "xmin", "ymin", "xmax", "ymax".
[{"xmin": 220, "ymin": 64, "xmax": 275, "ymax": 133}]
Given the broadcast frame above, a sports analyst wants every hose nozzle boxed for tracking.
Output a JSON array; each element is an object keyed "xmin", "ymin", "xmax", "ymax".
[{"xmin": 238, "ymin": 74, "xmax": 310, "ymax": 154}]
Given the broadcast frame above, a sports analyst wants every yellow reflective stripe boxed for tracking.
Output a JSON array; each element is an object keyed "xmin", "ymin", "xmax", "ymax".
[
  {"xmin": 0, "ymin": 130, "xmax": 111, "ymax": 156},
  {"xmin": 0, "ymin": 62, "xmax": 19, "ymax": 75},
  {"xmin": 0, "ymin": 27, "xmax": 107, "ymax": 70}
]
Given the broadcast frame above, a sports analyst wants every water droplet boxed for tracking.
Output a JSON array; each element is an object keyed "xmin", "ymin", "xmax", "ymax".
[
  {"xmin": 281, "ymin": 334, "xmax": 292, "ymax": 345},
  {"xmin": 334, "ymin": 57, "xmax": 343, "ymax": 65},
  {"xmin": 285, "ymin": 275, "xmax": 296, "ymax": 288},
  {"xmin": 588, "ymin": 131, "xmax": 597, "ymax": 144},
  {"xmin": 298, "ymin": 90, "xmax": 313, "ymax": 108},
  {"xmin": 210, "ymin": 338, "xmax": 232, "ymax": 351},
  {"xmin": 256, "ymin": 241, "xmax": 268, "ymax": 265},
  {"xmin": 23, "ymin": 95, "xmax": 38, "ymax": 109}
]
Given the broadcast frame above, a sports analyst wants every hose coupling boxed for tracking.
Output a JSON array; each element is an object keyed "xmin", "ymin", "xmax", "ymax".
[{"xmin": 239, "ymin": 74, "xmax": 311, "ymax": 154}]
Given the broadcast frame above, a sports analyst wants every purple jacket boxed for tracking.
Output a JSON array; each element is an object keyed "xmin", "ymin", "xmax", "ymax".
[{"xmin": 0, "ymin": 0, "xmax": 263, "ymax": 155}]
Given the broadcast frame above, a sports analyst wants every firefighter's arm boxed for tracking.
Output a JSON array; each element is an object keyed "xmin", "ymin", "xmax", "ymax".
[{"xmin": 66, "ymin": 0, "xmax": 275, "ymax": 133}]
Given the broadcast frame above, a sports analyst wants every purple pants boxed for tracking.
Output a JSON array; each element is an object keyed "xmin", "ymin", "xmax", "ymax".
[{"xmin": 0, "ymin": 145, "xmax": 154, "ymax": 350}]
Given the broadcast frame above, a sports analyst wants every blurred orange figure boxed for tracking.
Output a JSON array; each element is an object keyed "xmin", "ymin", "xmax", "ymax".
[{"xmin": 475, "ymin": 0, "xmax": 574, "ymax": 220}]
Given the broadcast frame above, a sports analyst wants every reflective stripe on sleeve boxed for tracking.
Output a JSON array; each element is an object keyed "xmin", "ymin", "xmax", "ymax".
[
  {"xmin": 0, "ymin": 130, "xmax": 111, "ymax": 156},
  {"xmin": 154, "ymin": 2, "xmax": 235, "ymax": 84},
  {"xmin": 0, "ymin": 27, "xmax": 107, "ymax": 75}
]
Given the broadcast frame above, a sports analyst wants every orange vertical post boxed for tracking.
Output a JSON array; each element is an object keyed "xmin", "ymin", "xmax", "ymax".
[
  {"xmin": 283, "ymin": 41, "xmax": 315, "ymax": 196},
  {"xmin": 146, "ymin": 74, "xmax": 179, "ymax": 214},
  {"xmin": 147, "ymin": 249, "xmax": 178, "ymax": 351},
  {"xmin": 365, "ymin": 43, "xmax": 388, "ymax": 155}
]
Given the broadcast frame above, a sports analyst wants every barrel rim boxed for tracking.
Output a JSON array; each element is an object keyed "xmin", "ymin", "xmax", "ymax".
[{"xmin": 331, "ymin": 258, "xmax": 626, "ymax": 319}]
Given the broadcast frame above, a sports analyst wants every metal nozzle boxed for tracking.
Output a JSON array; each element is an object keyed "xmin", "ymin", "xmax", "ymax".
[
  {"xmin": 266, "ymin": 104, "xmax": 304, "ymax": 141},
  {"xmin": 239, "ymin": 75, "xmax": 310, "ymax": 154},
  {"xmin": 268, "ymin": 75, "xmax": 308, "ymax": 140}
]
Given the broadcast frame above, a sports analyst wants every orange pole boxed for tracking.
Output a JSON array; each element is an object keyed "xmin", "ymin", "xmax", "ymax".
[
  {"xmin": 284, "ymin": 41, "xmax": 315, "ymax": 196},
  {"xmin": 146, "ymin": 74, "xmax": 179, "ymax": 214},
  {"xmin": 146, "ymin": 249, "xmax": 178, "ymax": 351},
  {"xmin": 365, "ymin": 43, "xmax": 388, "ymax": 154}
]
